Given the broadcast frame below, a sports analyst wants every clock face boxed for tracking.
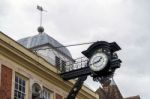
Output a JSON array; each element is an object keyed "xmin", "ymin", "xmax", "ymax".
[{"xmin": 89, "ymin": 52, "xmax": 108, "ymax": 72}]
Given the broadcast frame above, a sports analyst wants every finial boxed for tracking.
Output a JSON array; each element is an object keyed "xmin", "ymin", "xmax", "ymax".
[
  {"xmin": 37, "ymin": 26, "xmax": 44, "ymax": 33},
  {"xmin": 37, "ymin": 5, "xmax": 46, "ymax": 34}
]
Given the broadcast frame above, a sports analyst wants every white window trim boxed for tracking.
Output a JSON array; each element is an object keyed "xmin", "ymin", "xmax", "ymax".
[{"xmin": 14, "ymin": 73, "xmax": 29, "ymax": 99}]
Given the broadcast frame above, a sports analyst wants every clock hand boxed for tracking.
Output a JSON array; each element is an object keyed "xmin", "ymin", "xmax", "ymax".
[
  {"xmin": 89, "ymin": 61, "xmax": 99, "ymax": 66},
  {"xmin": 92, "ymin": 57, "xmax": 102, "ymax": 65}
]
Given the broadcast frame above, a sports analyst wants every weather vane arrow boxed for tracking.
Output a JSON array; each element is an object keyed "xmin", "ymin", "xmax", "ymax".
[{"xmin": 37, "ymin": 5, "xmax": 47, "ymax": 26}]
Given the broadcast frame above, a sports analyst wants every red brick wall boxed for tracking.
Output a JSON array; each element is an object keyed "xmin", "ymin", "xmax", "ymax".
[
  {"xmin": 0, "ymin": 65, "xmax": 12, "ymax": 99},
  {"xmin": 56, "ymin": 93, "xmax": 63, "ymax": 99},
  {"xmin": 96, "ymin": 85, "xmax": 123, "ymax": 99}
]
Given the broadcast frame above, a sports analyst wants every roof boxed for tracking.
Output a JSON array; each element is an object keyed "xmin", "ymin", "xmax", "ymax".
[
  {"xmin": 17, "ymin": 33, "xmax": 72, "ymax": 58},
  {"xmin": 124, "ymin": 95, "xmax": 140, "ymax": 99}
]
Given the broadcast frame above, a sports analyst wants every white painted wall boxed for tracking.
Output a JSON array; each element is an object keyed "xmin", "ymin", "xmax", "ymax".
[{"xmin": 34, "ymin": 45, "xmax": 74, "ymax": 72}]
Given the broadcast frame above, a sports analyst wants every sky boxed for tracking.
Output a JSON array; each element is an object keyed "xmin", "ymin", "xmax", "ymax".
[{"xmin": 0, "ymin": 0, "xmax": 150, "ymax": 98}]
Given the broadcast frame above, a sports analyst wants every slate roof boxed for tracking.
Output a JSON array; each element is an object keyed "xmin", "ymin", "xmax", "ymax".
[{"xmin": 17, "ymin": 33, "xmax": 72, "ymax": 58}]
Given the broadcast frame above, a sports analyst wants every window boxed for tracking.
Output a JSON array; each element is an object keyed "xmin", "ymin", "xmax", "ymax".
[
  {"xmin": 14, "ymin": 75, "xmax": 26, "ymax": 99},
  {"xmin": 55, "ymin": 56, "xmax": 66, "ymax": 72},
  {"xmin": 55, "ymin": 56, "xmax": 60, "ymax": 69},
  {"xmin": 61, "ymin": 60, "xmax": 66, "ymax": 72},
  {"xmin": 43, "ymin": 88, "xmax": 51, "ymax": 99},
  {"xmin": 61, "ymin": 60, "xmax": 66, "ymax": 67}
]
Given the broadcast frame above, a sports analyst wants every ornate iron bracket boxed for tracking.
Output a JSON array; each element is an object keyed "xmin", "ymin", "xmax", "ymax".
[{"xmin": 59, "ymin": 41, "xmax": 121, "ymax": 99}]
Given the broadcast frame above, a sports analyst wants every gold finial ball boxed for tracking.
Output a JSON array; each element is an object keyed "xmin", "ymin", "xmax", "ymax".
[{"xmin": 37, "ymin": 26, "xmax": 44, "ymax": 33}]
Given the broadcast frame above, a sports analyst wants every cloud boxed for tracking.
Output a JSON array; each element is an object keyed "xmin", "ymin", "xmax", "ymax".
[
  {"xmin": 0, "ymin": 0, "xmax": 150, "ymax": 98},
  {"xmin": 115, "ymin": 72, "xmax": 150, "ymax": 99}
]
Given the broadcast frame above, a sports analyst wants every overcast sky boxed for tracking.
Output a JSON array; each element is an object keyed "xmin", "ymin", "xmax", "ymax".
[{"xmin": 0, "ymin": 0, "xmax": 150, "ymax": 98}]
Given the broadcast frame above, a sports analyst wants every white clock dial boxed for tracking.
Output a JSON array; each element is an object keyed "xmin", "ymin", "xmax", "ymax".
[{"xmin": 89, "ymin": 53, "xmax": 108, "ymax": 72}]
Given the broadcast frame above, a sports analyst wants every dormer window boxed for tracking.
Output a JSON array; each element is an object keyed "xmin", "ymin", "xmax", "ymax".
[
  {"xmin": 55, "ymin": 56, "xmax": 66, "ymax": 72},
  {"xmin": 17, "ymin": 33, "xmax": 73, "ymax": 71}
]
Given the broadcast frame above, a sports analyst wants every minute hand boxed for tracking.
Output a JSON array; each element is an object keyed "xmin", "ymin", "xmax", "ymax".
[{"xmin": 92, "ymin": 57, "xmax": 102, "ymax": 65}]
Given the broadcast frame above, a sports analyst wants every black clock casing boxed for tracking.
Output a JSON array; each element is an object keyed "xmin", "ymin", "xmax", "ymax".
[{"xmin": 82, "ymin": 41, "xmax": 121, "ymax": 77}]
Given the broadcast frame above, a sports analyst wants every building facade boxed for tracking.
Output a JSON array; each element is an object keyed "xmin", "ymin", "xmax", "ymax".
[
  {"xmin": 96, "ymin": 78, "xmax": 140, "ymax": 99},
  {"xmin": 0, "ymin": 31, "xmax": 99, "ymax": 99}
]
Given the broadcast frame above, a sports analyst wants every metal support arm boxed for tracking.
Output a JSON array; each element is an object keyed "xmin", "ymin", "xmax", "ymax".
[{"xmin": 66, "ymin": 76, "xmax": 87, "ymax": 99}]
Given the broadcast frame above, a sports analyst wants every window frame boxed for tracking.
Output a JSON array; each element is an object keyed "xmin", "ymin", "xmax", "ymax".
[
  {"xmin": 14, "ymin": 73, "xmax": 29, "ymax": 99},
  {"xmin": 42, "ymin": 87, "xmax": 53, "ymax": 99}
]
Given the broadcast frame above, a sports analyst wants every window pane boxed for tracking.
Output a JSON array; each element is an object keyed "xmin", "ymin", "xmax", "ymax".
[
  {"xmin": 19, "ymin": 78, "xmax": 22, "ymax": 84},
  {"xmin": 61, "ymin": 60, "xmax": 66, "ymax": 72},
  {"xmin": 15, "ymin": 83, "xmax": 18, "ymax": 90},
  {"xmin": 55, "ymin": 56, "xmax": 60, "ymax": 69},
  {"xmin": 22, "ymin": 80, "xmax": 25, "ymax": 86},
  {"xmin": 22, "ymin": 87, "xmax": 25, "ymax": 93},
  {"xmin": 19, "ymin": 85, "xmax": 22, "ymax": 91},
  {"xmin": 14, "ymin": 91, "xmax": 17, "ymax": 97}
]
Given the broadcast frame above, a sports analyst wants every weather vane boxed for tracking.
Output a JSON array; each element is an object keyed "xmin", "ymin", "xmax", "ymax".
[
  {"xmin": 37, "ymin": 5, "xmax": 47, "ymax": 33},
  {"xmin": 37, "ymin": 5, "xmax": 47, "ymax": 26}
]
